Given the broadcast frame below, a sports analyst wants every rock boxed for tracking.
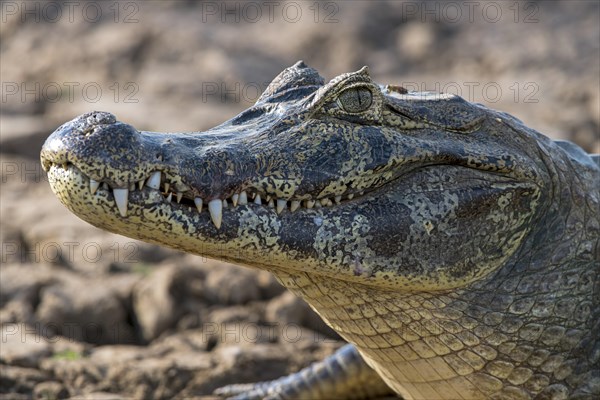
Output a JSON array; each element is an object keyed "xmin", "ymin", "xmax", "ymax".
[
  {"xmin": 89, "ymin": 345, "xmax": 145, "ymax": 364},
  {"xmin": 148, "ymin": 329, "xmax": 213, "ymax": 355},
  {"xmin": 35, "ymin": 275, "xmax": 136, "ymax": 345},
  {"xmin": 0, "ymin": 365, "xmax": 51, "ymax": 398},
  {"xmin": 0, "ymin": 299, "xmax": 34, "ymax": 326},
  {"xmin": 212, "ymin": 343, "xmax": 294, "ymax": 378},
  {"xmin": 0, "ymin": 263, "xmax": 57, "ymax": 307},
  {"xmin": 39, "ymin": 358, "xmax": 102, "ymax": 395},
  {"xmin": 206, "ymin": 305, "xmax": 261, "ymax": 325},
  {"xmin": 203, "ymin": 264, "xmax": 261, "ymax": 305},
  {"xmin": 33, "ymin": 381, "xmax": 69, "ymax": 399},
  {"xmin": 265, "ymin": 291, "xmax": 306, "ymax": 326},
  {"xmin": 255, "ymin": 270, "xmax": 286, "ymax": 299},
  {"xmin": 105, "ymin": 357, "xmax": 195, "ymax": 399},
  {"xmin": 132, "ymin": 264, "xmax": 206, "ymax": 342},
  {"xmin": 69, "ymin": 393, "xmax": 126, "ymax": 400},
  {"xmin": 206, "ymin": 306, "xmax": 277, "ymax": 347},
  {"xmin": 0, "ymin": 263, "xmax": 60, "ymax": 326},
  {"xmin": 167, "ymin": 350, "xmax": 212, "ymax": 371},
  {"xmin": 0, "ymin": 324, "xmax": 52, "ymax": 368},
  {"xmin": 265, "ymin": 291, "xmax": 340, "ymax": 340}
]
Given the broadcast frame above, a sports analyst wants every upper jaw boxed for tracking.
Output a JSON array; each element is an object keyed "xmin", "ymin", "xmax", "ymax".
[
  {"xmin": 43, "ymin": 159, "xmax": 365, "ymax": 229},
  {"xmin": 40, "ymin": 112, "xmax": 367, "ymax": 229}
]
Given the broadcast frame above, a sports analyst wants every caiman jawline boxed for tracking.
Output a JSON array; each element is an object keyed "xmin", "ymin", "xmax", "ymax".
[{"xmin": 45, "ymin": 162, "xmax": 365, "ymax": 229}]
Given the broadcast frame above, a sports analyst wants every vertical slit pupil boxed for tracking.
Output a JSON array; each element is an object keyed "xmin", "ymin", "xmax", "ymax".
[{"xmin": 339, "ymin": 87, "xmax": 372, "ymax": 113}]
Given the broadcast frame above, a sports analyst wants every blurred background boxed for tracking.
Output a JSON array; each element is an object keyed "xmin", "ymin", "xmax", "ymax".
[{"xmin": 1, "ymin": 1, "xmax": 598, "ymax": 398}]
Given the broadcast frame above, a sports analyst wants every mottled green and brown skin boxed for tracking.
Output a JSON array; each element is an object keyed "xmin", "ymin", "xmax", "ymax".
[{"xmin": 41, "ymin": 62, "xmax": 599, "ymax": 399}]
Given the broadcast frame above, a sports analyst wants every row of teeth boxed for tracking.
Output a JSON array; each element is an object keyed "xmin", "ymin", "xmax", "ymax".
[{"xmin": 88, "ymin": 171, "xmax": 362, "ymax": 229}]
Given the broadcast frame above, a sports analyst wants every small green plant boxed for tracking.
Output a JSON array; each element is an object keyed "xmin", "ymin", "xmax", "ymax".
[
  {"xmin": 52, "ymin": 349, "xmax": 83, "ymax": 361},
  {"xmin": 132, "ymin": 262, "xmax": 153, "ymax": 276}
]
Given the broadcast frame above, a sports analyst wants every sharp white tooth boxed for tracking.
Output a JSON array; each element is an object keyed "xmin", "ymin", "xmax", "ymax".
[
  {"xmin": 102, "ymin": 182, "xmax": 109, "ymax": 190},
  {"xmin": 90, "ymin": 179, "xmax": 100, "ymax": 194},
  {"xmin": 223, "ymin": 199, "xmax": 228, "ymax": 208},
  {"xmin": 208, "ymin": 199, "xmax": 223, "ymax": 229},
  {"xmin": 254, "ymin": 194, "xmax": 262, "ymax": 205},
  {"xmin": 251, "ymin": 192, "xmax": 256, "ymax": 199},
  {"xmin": 268, "ymin": 199, "xmax": 274, "ymax": 208},
  {"xmin": 266, "ymin": 195, "xmax": 272, "ymax": 202},
  {"xmin": 129, "ymin": 183, "xmax": 135, "ymax": 191},
  {"xmin": 290, "ymin": 200, "xmax": 300, "ymax": 212},
  {"xmin": 146, "ymin": 171, "xmax": 161, "ymax": 189},
  {"xmin": 232, "ymin": 194, "xmax": 239, "ymax": 206},
  {"xmin": 113, "ymin": 188, "xmax": 129, "ymax": 217},
  {"xmin": 176, "ymin": 192, "xmax": 183, "ymax": 203},
  {"xmin": 320, "ymin": 198, "xmax": 331, "ymax": 206},
  {"xmin": 347, "ymin": 193, "xmax": 354, "ymax": 200},
  {"xmin": 164, "ymin": 183, "xmax": 170, "ymax": 193},
  {"xmin": 194, "ymin": 197, "xmax": 203, "ymax": 212},
  {"xmin": 138, "ymin": 180, "xmax": 144, "ymax": 190},
  {"xmin": 166, "ymin": 192, "xmax": 172, "ymax": 202},
  {"xmin": 276, "ymin": 199, "xmax": 287, "ymax": 214},
  {"xmin": 305, "ymin": 200, "xmax": 315, "ymax": 209},
  {"xmin": 334, "ymin": 195, "xmax": 342, "ymax": 204},
  {"xmin": 239, "ymin": 191, "xmax": 248, "ymax": 205}
]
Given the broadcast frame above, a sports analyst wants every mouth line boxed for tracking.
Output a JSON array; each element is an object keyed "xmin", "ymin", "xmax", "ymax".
[
  {"xmin": 46, "ymin": 159, "xmax": 527, "ymax": 231},
  {"xmin": 45, "ymin": 162, "xmax": 366, "ymax": 229}
]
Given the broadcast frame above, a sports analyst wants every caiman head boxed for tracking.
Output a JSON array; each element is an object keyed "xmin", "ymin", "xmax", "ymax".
[{"xmin": 41, "ymin": 61, "xmax": 547, "ymax": 291}]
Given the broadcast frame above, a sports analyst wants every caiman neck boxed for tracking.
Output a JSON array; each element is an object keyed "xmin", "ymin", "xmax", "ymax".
[
  {"xmin": 518, "ymin": 139, "xmax": 600, "ymax": 275},
  {"xmin": 269, "ymin": 142, "xmax": 599, "ymax": 399}
]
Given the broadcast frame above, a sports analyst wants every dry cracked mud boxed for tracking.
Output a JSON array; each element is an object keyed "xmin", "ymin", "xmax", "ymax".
[{"xmin": 1, "ymin": 1, "xmax": 598, "ymax": 399}]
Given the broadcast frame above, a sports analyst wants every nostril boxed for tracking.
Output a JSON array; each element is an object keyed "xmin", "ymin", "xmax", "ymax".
[
  {"xmin": 84, "ymin": 111, "xmax": 116, "ymax": 126},
  {"xmin": 66, "ymin": 111, "xmax": 119, "ymax": 137}
]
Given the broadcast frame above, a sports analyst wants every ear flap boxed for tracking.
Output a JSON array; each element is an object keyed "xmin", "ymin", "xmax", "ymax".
[
  {"xmin": 384, "ymin": 90, "xmax": 485, "ymax": 132},
  {"xmin": 257, "ymin": 61, "xmax": 325, "ymax": 103}
]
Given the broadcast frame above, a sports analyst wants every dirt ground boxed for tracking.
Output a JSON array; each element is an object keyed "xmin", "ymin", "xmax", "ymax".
[{"xmin": 1, "ymin": 1, "xmax": 598, "ymax": 399}]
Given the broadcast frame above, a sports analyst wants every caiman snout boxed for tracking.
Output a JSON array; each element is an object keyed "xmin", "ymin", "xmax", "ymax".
[
  {"xmin": 41, "ymin": 111, "xmax": 257, "ymax": 228},
  {"xmin": 41, "ymin": 111, "xmax": 142, "ymax": 174}
]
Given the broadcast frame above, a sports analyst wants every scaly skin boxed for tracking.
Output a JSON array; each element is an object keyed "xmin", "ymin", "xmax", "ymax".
[{"xmin": 41, "ymin": 62, "xmax": 599, "ymax": 399}]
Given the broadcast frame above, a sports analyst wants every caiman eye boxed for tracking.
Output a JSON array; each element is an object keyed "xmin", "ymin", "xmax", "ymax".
[{"xmin": 338, "ymin": 87, "xmax": 373, "ymax": 113}]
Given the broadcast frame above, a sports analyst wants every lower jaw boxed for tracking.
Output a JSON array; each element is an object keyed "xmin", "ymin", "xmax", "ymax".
[
  {"xmin": 46, "ymin": 163, "xmax": 537, "ymax": 291},
  {"xmin": 46, "ymin": 165, "xmax": 358, "ymax": 268}
]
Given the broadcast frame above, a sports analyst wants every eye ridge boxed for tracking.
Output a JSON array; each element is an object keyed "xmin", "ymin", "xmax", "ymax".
[{"xmin": 338, "ymin": 87, "xmax": 373, "ymax": 113}]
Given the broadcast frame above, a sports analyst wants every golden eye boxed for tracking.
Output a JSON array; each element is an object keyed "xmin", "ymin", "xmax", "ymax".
[{"xmin": 338, "ymin": 87, "xmax": 373, "ymax": 113}]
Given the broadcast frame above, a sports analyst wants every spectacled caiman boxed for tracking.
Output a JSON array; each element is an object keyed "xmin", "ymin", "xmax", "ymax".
[{"xmin": 41, "ymin": 62, "xmax": 599, "ymax": 399}]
